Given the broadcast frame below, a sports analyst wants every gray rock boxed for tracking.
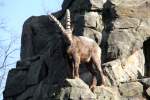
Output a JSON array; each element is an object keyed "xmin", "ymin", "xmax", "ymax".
[
  {"xmin": 16, "ymin": 85, "xmax": 37, "ymax": 100},
  {"xmin": 20, "ymin": 15, "xmax": 60, "ymax": 60},
  {"xmin": 75, "ymin": 27, "xmax": 102, "ymax": 44},
  {"xmin": 94, "ymin": 86, "xmax": 121, "ymax": 100},
  {"xmin": 110, "ymin": 0, "xmax": 150, "ymax": 18},
  {"xmin": 146, "ymin": 87, "xmax": 150, "ymax": 97},
  {"xmin": 62, "ymin": 0, "xmax": 104, "ymax": 12},
  {"xmin": 140, "ymin": 78, "xmax": 150, "ymax": 87},
  {"xmin": 103, "ymin": 50, "xmax": 145, "ymax": 85},
  {"xmin": 62, "ymin": 0, "xmax": 73, "ymax": 10},
  {"xmin": 26, "ymin": 56, "xmax": 43, "ymax": 85},
  {"xmin": 3, "ymin": 68, "xmax": 28, "ymax": 97},
  {"xmin": 121, "ymin": 96, "xmax": 146, "ymax": 100},
  {"xmin": 102, "ymin": 0, "xmax": 150, "ymax": 62},
  {"xmin": 83, "ymin": 28, "xmax": 102, "ymax": 44},
  {"xmin": 73, "ymin": 12, "xmax": 103, "ymax": 44},
  {"xmin": 74, "ymin": 12, "xmax": 102, "ymax": 29},
  {"xmin": 119, "ymin": 82, "xmax": 143, "ymax": 97},
  {"xmin": 54, "ymin": 78, "xmax": 96, "ymax": 100}
]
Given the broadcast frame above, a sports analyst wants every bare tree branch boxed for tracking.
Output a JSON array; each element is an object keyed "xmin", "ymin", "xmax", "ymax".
[
  {"xmin": 0, "ymin": 31, "xmax": 19, "ymax": 89},
  {"xmin": 0, "ymin": 40, "xmax": 19, "ymax": 69}
]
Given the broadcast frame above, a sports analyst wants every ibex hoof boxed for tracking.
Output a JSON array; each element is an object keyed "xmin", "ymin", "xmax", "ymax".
[
  {"xmin": 90, "ymin": 85, "xmax": 96, "ymax": 92},
  {"xmin": 74, "ymin": 76, "xmax": 79, "ymax": 79}
]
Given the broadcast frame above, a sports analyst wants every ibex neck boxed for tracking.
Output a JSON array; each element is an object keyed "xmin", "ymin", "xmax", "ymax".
[{"xmin": 64, "ymin": 30, "xmax": 73, "ymax": 44}]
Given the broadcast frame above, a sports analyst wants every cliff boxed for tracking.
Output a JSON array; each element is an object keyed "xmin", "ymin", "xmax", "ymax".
[{"xmin": 3, "ymin": 0, "xmax": 150, "ymax": 100}]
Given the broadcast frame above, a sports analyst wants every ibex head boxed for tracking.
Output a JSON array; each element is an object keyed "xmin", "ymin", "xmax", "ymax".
[
  {"xmin": 49, "ymin": 9, "xmax": 73, "ymax": 43},
  {"xmin": 48, "ymin": 9, "xmax": 72, "ymax": 34}
]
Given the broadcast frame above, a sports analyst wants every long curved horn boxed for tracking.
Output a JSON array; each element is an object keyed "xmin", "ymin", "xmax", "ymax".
[
  {"xmin": 48, "ymin": 14, "xmax": 66, "ymax": 33},
  {"xmin": 66, "ymin": 9, "xmax": 71, "ymax": 31}
]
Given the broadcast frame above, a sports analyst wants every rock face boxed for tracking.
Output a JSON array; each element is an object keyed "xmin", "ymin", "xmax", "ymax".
[
  {"xmin": 3, "ymin": 0, "xmax": 150, "ymax": 100},
  {"xmin": 56, "ymin": 78, "xmax": 96, "ymax": 100},
  {"xmin": 119, "ymin": 82, "xmax": 143, "ymax": 97},
  {"xmin": 146, "ymin": 87, "xmax": 150, "ymax": 97},
  {"xmin": 95, "ymin": 86, "xmax": 120, "ymax": 100},
  {"xmin": 103, "ymin": 50, "xmax": 145, "ymax": 85}
]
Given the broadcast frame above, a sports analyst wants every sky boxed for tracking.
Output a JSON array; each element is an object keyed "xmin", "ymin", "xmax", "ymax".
[
  {"xmin": 0, "ymin": 0, "xmax": 63, "ymax": 40},
  {"xmin": 0, "ymin": 0, "xmax": 63, "ymax": 99}
]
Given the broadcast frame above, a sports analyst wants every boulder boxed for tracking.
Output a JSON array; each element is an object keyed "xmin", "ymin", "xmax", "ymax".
[
  {"xmin": 73, "ymin": 12, "xmax": 103, "ymax": 44},
  {"xmin": 103, "ymin": 49, "xmax": 145, "ymax": 85},
  {"xmin": 75, "ymin": 27, "xmax": 102, "ymax": 44},
  {"xmin": 94, "ymin": 86, "xmax": 120, "ymax": 100},
  {"xmin": 74, "ymin": 12, "xmax": 102, "ymax": 29},
  {"xmin": 121, "ymin": 96, "xmax": 146, "ymax": 100},
  {"xmin": 53, "ymin": 78, "xmax": 96, "ymax": 100},
  {"xmin": 102, "ymin": 0, "xmax": 150, "ymax": 61},
  {"xmin": 140, "ymin": 78, "xmax": 150, "ymax": 87},
  {"xmin": 146, "ymin": 87, "xmax": 150, "ymax": 97},
  {"xmin": 3, "ymin": 68, "xmax": 28, "ymax": 97},
  {"xmin": 118, "ymin": 82, "xmax": 143, "ymax": 97},
  {"xmin": 110, "ymin": 0, "xmax": 150, "ymax": 18},
  {"xmin": 62, "ymin": 0, "xmax": 104, "ymax": 12},
  {"xmin": 16, "ymin": 85, "xmax": 37, "ymax": 100}
]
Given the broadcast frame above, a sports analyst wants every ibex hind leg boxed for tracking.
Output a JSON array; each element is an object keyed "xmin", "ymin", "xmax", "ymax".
[
  {"xmin": 86, "ymin": 61, "xmax": 97, "ymax": 92},
  {"xmin": 91, "ymin": 53, "xmax": 105, "ymax": 86},
  {"xmin": 68, "ymin": 58, "xmax": 75, "ymax": 78},
  {"xmin": 71, "ymin": 61, "xmax": 75, "ymax": 78}
]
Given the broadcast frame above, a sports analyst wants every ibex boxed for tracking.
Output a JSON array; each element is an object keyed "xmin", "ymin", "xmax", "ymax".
[{"xmin": 48, "ymin": 9, "xmax": 105, "ymax": 91}]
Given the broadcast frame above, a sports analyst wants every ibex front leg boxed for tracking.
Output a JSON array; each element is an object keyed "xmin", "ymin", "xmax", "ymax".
[
  {"xmin": 72, "ymin": 61, "xmax": 75, "ymax": 78},
  {"xmin": 86, "ymin": 61, "xmax": 97, "ymax": 92},
  {"xmin": 73, "ymin": 54, "xmax": 80, "ymax": 78}
]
